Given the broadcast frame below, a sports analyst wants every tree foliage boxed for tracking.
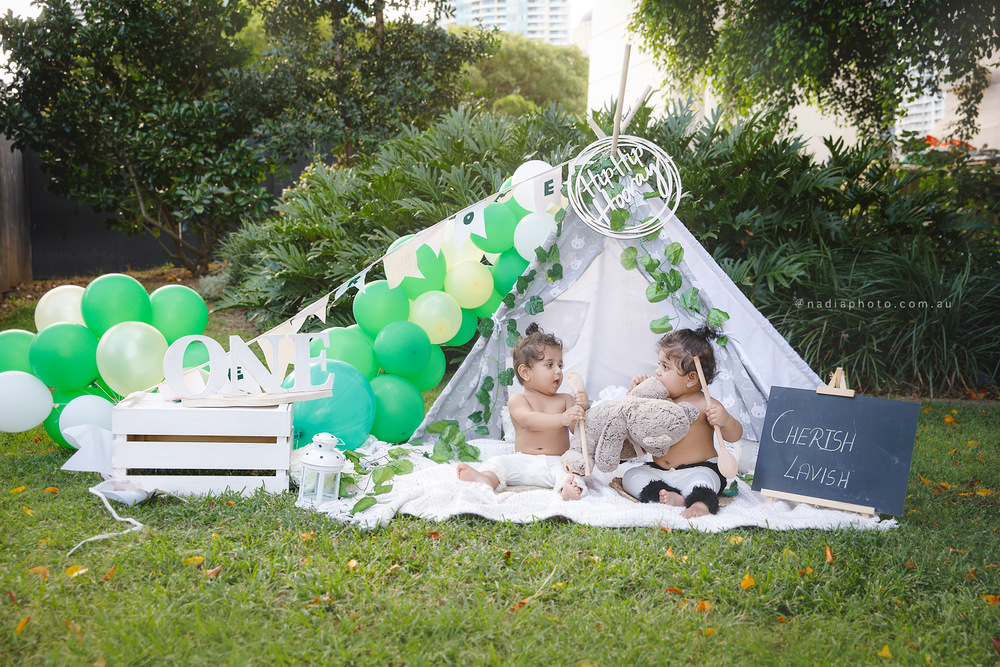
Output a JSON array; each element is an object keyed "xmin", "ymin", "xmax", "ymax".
[
  {"xmin": 629, "ymin": 0, "xmax": 1000, "ymax": 139},
  {"xmin": 461, "ymin": 29, "xmax": 588, "ymax": 116},
  {"xmin": 0, "ymin": 0, "xmax": 493, "ymax": 275}
]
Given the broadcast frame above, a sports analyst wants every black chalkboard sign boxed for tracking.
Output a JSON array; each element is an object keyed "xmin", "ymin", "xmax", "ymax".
[{"xmin": 751, "ymin": 386, "xmax": 920, "ymax": 516}]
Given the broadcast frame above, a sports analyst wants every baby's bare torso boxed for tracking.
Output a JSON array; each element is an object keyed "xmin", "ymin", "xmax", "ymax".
[
  {"xmin": 651, "ymin": 395, "xmax": 717, "ymax": 469},
  {"xmin": 510, "ymin": 389, "xmax": 574, "ymax": 455}
]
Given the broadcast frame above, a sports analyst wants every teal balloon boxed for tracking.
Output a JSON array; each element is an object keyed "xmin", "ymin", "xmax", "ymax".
[
  {"xmin": 80, "ymin": 273, "xmax": 152, "ymax": 336},
  {"xmin": 150, "ymin": 285, "xmax": 208, "ymax": 344},
  {"xmin": 370, "ymin": 374, "xmax": 425, "ymax": 443},
  {"xmin": 491, "ymin": 248, "xmax": 530, "ymax": 295},
  {"xmin": 29, "ymin": 322, "xmax": 100, "ymax": 390},
  {"xmin": 283, "ymin": 360, "xmax": 375, "ymax": 450},
  {"xmin": 374, "ymin": 320, "xmax": 431, "ymax": 376},
  {"xmin": 400, "ymin": 244, "xmax": 447, "ymax": 300},
  {"xmin": 313, "ymin": 327, "xmax": 377, "ymax": 379},
  {"xmin": 445, "ymin": 308, "xmax": 479, "ymax": 346},
  {"xmin": 473, "ymin": 290, "xmax": 504, "ymax": 318},
  {"xmin": 352, "ymin": 280, "xmax": 410, "ymax": 338},
  {"xmin": 471, "ymin": 203, "xmax": 517, "ymax": 253},
  {"xmin": 0, "ymin": 329, "xmax": 35, "ymax": 373},
  {"xmin": 404, "ymin": 344, "xmax": 446, "ymax": 392}
]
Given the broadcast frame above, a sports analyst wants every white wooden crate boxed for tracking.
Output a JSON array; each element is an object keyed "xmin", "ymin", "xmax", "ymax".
[{"xmin": 111, "ymin": 392, "xmax": 293, "ymax": 496}]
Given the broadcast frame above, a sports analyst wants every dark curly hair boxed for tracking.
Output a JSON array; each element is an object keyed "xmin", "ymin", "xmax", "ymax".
[
  {"xmin": 511, "ymin": 323, "xmax": 563, "ymax": 385},
  {"xmin": 656, "ymin": 326, "xmax": 720, "ymax": 384}
]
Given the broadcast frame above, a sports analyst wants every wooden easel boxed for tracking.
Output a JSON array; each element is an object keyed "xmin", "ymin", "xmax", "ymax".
[{"xmin": 759, "ymin": 367, "xmax": 874, "ymax": 517}]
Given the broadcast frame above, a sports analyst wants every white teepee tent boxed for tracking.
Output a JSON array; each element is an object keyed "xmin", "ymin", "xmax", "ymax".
[{"xmin": 418, "ymin": 199, "xmax": 822, "ymax": 472}]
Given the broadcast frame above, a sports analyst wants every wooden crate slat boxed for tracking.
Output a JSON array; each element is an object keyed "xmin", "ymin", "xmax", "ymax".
[{"xmin": 112, "ymin": 438, "xmax": 289, "ymax": 470}]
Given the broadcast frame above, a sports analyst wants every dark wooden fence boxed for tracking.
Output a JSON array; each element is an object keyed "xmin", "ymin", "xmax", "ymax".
[{"xmin": 0, "ymin": 135, "xmax": 31, "ymax": 295}]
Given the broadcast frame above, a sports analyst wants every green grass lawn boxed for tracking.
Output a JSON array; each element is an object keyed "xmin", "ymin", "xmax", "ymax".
[{"xmin": 2, "ymin": 281, "xmax": 999, "ymax": 665}]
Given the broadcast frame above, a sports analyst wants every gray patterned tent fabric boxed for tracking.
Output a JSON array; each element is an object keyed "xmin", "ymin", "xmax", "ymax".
[{"xmin": 418, "ymin": 201, "xmax": 822, "ymax": 455}]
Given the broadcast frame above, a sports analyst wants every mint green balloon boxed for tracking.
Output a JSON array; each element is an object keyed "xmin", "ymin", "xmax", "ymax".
[
  {"xmin": 0, "ymin": 329, "xmax": 35, "ymax": 373},
  {"xmin": 370, "ymin": 374, "xmax": 425, "ymax": 443},
  {"xmin": 471, "ymin": 202, "xmax": 517, "ymax": 253},
  {"xmin": 29, "ymin": 322, "xmax": 100, "ymax": 390},
  {"xmin": 400, "ymin": 243, "xmax": 447, "ymax": 300},
  {"xmin": 404, "ymin": 344, "xmax": 446, "ymax": 392},
  {"xmin": 311, "ymin": 327, "xmax": 377, "ymax": 379},
  {"xmin": 150, "ymin": 285, "xmax": 208, "ymax": 344},
  {"xmin": 81, "ymin": 273, "xmax": 152, "ymax": 336},
  {"xmin": 491, "ymin": 248, "xmax": 530, "ymax": 295},
  {"xmin": 504, "ymin": 194, "xmax": 531, "ymax": 222},
  {"xmin": 96, "ymin": 321, "xmax": 168, "ymax": 396},
  {"xmin": 374, "ymin": 320, "xmax": 431, "ymax": 377},
  {"xmin": 473, "ymin": 290, "xmax": 504, "ymax": 318},
  {"xmin": 352, "ymin": 280, "xmax": 410, "ymax": 338},
  {"xmin": 445, "ymin": 308, "xmax": 479, "ymax": 346}
]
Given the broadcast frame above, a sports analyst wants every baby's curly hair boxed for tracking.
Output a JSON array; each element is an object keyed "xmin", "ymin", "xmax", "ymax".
[
  {"xmin": 656, "ymin": 326, "xmax": 720, "ymax": 384},
  {"xmin": 511, "ymin": 323, "xmax": 563, "ymax": 385}
]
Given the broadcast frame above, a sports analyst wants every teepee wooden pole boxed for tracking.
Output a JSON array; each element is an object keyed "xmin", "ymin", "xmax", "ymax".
[
  {"xmin": 693, "ymin": 356, "xmax": 739, "ymax": 479},
  {"xmin": 567, "ymin": 372, "xmax": 591, "ymax": 477},
  {"xmin": 611, "ymin": 43, "xmax": 631, "ymax": 158}
]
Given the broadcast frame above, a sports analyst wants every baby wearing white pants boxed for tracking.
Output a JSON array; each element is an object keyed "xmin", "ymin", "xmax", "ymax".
[{"xmin": 478, "ymin": 452, "xmax": 588, "ymax": 497}]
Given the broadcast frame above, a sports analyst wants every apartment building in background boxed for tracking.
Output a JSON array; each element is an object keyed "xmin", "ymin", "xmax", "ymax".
[{"xmin": 448, "ymin": 0, "xmax": 571, "ymax": 45}]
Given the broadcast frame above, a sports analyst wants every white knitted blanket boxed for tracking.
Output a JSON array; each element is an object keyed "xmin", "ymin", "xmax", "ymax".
[{"xmin": 303, "ymin": 439, "xmax": 897, "ymax": 531}]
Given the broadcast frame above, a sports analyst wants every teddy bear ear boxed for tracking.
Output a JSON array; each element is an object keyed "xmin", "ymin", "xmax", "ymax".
[
  {"xmin": 631, "ymin": 377, "xmax": 670, "ymax": 400},
  {"xmin": 680, "ymin": 402, "xmax": 700, "ymax": 423}
]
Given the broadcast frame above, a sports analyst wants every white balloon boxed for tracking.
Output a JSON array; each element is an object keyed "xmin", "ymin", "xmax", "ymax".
[
  {"xmin": 59, "ymin": 395, "xmax": 114, "ymax": 448},
  {"xmin": 34, "ymin": 285, "xmax": 86, "ymax": 331},
  {"xmin": 511, "ymin": 160, "xmax": 554, "ymax": 212},
  {"xmin": 513, "ymin": 211, "xmax": 558, "ymax": 261},
  {"xmin": 0, "ymin": 370, "xmax": 54, "ymax": 433}
]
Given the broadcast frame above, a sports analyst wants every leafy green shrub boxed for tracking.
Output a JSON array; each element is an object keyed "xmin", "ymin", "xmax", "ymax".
[{"xmin": 221, "ymin": 101, "xmax": 999, "ymax": 396}]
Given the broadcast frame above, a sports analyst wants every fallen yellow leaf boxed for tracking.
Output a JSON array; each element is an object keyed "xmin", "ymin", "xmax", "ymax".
[
  {"xmin": 943, "ymin": 414, "xmax": 957, "ymax": 425},
  {"xmin": 919, "ymin": 475, "xmax": 932, "ymax": 484},
  {"xmin": 93, "ymin": 658, "xmax": 107, "ymax": 667},
  {"xmin": 665, "ymin": 546, "xmax": 674, "ymax": 558},
  {"xmin": 825, "ymin": 544, "xmax": 834, "ymax": 563},
  {"xmin": 300, "ymin": 531, "xmax": 315, "ymax": 540},
  {"xmin": 704, "ymin": 627, "xmax": 716, "ymax": 637},
  {"xmin": 66, "ymin": 565, "xmax": 88, "ymax": 578},
  {"xmin": 799, "ymin": 567, "xmax": 813, "ymax": 576},
  {"xmin": 42, "ymin": 487, "xmax": 59, "ymax": 493},
  {"xmin": 64, "ymin": 620, "xmax": 83, "ymax": 640},
  {"xmin": 10, "ymin": 485, "xmax": 25, "ymax": 494},
  {"xmin": 696, "ymin": 600, "xmax": 712, "ymax": 612},
  {"xmin": 777, "ymin": 615, "xmax": 787, "ymax": 623},
  {"xmin": 184, "ymin": 556, "xmax": 204, "ymax": 565},
  {"xmin": 102, "ymin": 565, "xmax": 116, "ymax": 581},
  {"xmin": 904, "ymin": 561, "xmax": 915, "ymax": 569},
  {"xmin": 740, "ymin": 573, "xmax": 755, "ymax": 590},
  {"xmin": 921, "ymin": 407, "xmax": 932, "ymax": 413},
  {"xmin": 23, "ymin": 506, "xmax": 35, "ymax": 516},
  {"xmin": 205, "ymin": 565, "xmax": 223, "ymax": 578},
  {"xmin": 28, "ymin": 566, "xmax": 49, "ymax": 579},
  {"xmin": 15, "ymin": 616, "xmax": 29, "ymax": 634},
  {"xmin": 976, "ymin": 489, "xmax": 992, "ymax": 496},
  {"xmin": 877, "ymin": 645, "xmax": 892, "ymax": 658},
  {"xmin": 729, "ymin": 535, "xmax": 744, "ymax": 544},
  {"xmin": 781, "ymin": 548, "xmax": 796, "ymax": 557},
  {"xmin": 982, "ymin": 594, "xmax": 998, "ymax": 606},
  {"xmin": 347, "ymin": 559, "xmax": 358, "ymax": 572}
]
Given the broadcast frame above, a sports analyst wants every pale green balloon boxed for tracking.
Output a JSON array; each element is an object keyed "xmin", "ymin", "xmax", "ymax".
[
  {"xmin": 96, "ymin": 322, "xmax": 169, "ymax": 396},
  {"xmin": 409, "ymin": 290, "xmax": 463, "ymax": 344},
  {"xmin": 444, "ymin": 261, "xmax": 494, "ymax": 309}
]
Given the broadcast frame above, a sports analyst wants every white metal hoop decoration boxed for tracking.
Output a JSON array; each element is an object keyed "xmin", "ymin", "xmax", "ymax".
[{"xmin": 568, "ymin": 135, "xmax": 682, "ymax": 239}]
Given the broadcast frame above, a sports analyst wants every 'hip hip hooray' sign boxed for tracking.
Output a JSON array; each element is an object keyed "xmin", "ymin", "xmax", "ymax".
[{"xmin": 751, "ymin": 386, "xmax": 919, "ymax": 516}]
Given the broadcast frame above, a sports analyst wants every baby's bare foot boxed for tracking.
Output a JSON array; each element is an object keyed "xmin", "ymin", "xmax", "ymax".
[
  {"xmin": 560, "ymin": 475, "xmax": 583, "ymax": 501},
  {"xmin": 456, "ymin": 463, "xmax": 499, "ymax": 489},
  {"xmin": 680, "ymin": 501, "xmax": 710, "ymax": 519},
  {"xmin": 659, "ymin": 489, "xmax": 686, "ymax": 507}
]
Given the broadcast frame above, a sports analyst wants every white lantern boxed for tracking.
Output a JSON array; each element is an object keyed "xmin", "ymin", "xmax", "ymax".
[{"xmin": 297, "ymin": 433, "xmax": 346, "ymax": 505}]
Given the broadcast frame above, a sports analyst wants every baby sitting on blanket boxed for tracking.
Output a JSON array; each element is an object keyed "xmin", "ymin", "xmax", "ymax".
[{"xmin": 456, "ymin": 323, "xmax": 589, "ymax": 500}]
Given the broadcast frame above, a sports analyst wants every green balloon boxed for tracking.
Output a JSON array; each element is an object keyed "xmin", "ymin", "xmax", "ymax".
[
  {"xmin": 0, "ymin": 329, "xmax": 35, "ymax": 373},
  {"xmin": 29, "ymin": 322, "xmax": 100, "ymax": 390},
  {"xmin": 150, "ymin": 285, "xmax": 209, "ymax": 344},
  {"xmin": 311, "ymin": 327, "xmax": 377, "ymax": 379},
  {"xmin": 388, "ymin": 233, "xmax": 416, "ymax": 252},
  {"xmin": 374, "ymin": 320, "xmax": 431, "ymax": 377},
  {"xmin": 400, "ymin": 244, "xmax": 447, "ymax": 300},
  {"xmin": 352, "ymin": 280, "xmax": 410, "ymax": 338},
  {"xmin": 491, "ymin": 248, "xmax": 530, "ymax": 295},
  {"xmin": 370, "ymin": 374, "xmax": 425, "ymax": 443},
  {"xmin": 471, "ymin": 203, "xmax": 517, "ymax": 253},
  {"xmin": 404, "ymin": 344, "xmax": 446, "ymax": 392},
  {"xmin": 504, "ymin": 194, "xmax": 532, "ymax": 222},
  {"xmin": 182, "ymin": 339, "xmax": 211, "ymax": 369},
  {"xmin": 81, "ymin": 273, "xmax": 152, "ymax": 336},
  {"xmin": 473, "ymin": 290, "xmax": 504, "ymax": 318},
  {"xmin": 445, "ymin": 308, "xmax": 479, "ymax": 346}
]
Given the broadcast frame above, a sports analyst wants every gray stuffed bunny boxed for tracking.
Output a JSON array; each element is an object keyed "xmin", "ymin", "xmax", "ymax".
[{"xmin": 561, "ymin": 378, "xmax": 700, "ymax": 475}]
